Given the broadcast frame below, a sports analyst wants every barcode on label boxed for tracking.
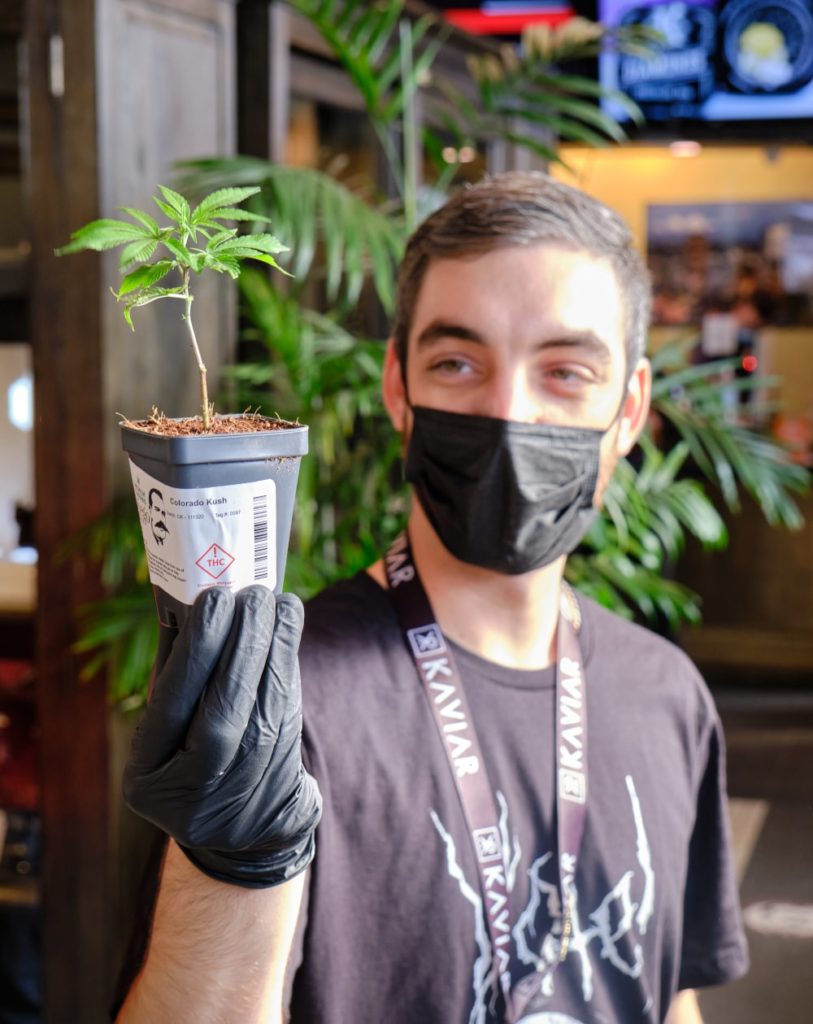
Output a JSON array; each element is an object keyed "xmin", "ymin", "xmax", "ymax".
[{"xmin": 253, "ymin": 494, "xmax": 269, "ymax": 581}]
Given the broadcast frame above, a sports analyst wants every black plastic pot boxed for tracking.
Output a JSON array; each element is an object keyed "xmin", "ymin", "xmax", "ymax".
[{"xmin": 121, "ymin": 418, "xmax": 308, "ymax": 640}]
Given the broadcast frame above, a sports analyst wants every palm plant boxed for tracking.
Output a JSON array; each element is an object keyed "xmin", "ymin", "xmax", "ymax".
[
  {"xmin": 649, "ymin": 341, "xmax": 806, "ymax": 529},
  {"xmin": 74, "ymin": 1, "xmax": 808, "ymax": 704},
  {"xmin": 430, "ymin": 17, "xmax": 655, "ymax": 167}
]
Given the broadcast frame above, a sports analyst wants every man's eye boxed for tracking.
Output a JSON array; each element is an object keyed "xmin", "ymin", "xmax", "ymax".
[
  {"xmin": 546, "ymin": 365, "xmax": 593, "ymax": 384},
  {"xmin": 430, "ymin": 358, "xmax": 472, "ymax": 375}
]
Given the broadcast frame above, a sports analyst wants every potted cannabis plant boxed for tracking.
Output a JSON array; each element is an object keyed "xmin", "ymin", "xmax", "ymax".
[{"xmin": 58, "ymin": 185, "xmax": 307, "ymax": 637}]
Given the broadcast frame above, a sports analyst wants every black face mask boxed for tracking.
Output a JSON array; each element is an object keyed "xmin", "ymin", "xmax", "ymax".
[{"xmin": 405, "ymin": 405, "xmax": 604, "ymax": 575}]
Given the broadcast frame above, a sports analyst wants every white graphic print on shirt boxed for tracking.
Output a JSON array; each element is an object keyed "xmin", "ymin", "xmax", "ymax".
[
  {"xmin": 517, "ymin": 1016, "xmax": 583, "ymax": 1024},
  {"xmin": 430, "ymin": 775, "xmax": 655, "ymax": 1024}
]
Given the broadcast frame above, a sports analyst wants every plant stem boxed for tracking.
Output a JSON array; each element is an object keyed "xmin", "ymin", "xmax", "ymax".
[{"xmin": 181, "ymin": 272, "xmax": 210, "ymax": 429}]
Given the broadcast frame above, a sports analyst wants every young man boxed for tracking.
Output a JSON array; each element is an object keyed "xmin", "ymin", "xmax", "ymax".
[{"xmin": 118, "ymin": 173, "xmax": 748, "ymax": 1024}]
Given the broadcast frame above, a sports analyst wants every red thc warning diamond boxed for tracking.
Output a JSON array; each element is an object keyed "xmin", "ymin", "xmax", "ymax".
[{"xmin": 195, "ymin": 543, "xmax": 235, "ymax": 580}]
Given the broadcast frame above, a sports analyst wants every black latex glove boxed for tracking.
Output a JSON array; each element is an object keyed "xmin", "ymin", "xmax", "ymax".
[{"xmin": 123, "ymin": 585, "xmax": 322, "ymax": 888}]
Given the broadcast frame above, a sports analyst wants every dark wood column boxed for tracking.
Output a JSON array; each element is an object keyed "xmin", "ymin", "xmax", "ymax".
[
  {"xmin": 237, "ymin": 0, "xmax": 290, "ymax": 162},
  {"xmin": 24, "ymin": 0, "xmax": 110, "ymax": 1020}
]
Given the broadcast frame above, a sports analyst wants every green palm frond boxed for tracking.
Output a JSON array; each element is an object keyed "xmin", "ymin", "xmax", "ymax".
[
  {"xmin": 567, "ymin": 436, "xmax": 727, "ymax": 627},
  {"xmin": 58, "ymin": 494, "xmax": 148, "ymax": 589},
  {"xmin": 604, "ymin": 438, "xmax": 728, "ymax": 558},
  {"xmin": 521, "ymin": 16, "xmax": 662, "ymax": 64},
  {"xmin": 567, "ymin": 550, "xmax": 703, "ymax": 627},
  {"xmin": 651, "ymin": 340, "xmax": 809, "ymax": 528},
  {"xmin": 426, "ymin": 17, "xmax": 656, "ymax": 171},
  {"xmin": 177, "ymin": 157, "xmax": 405, "ymax": 314},
  {"xmin": 286, "ymin": 0, "xmax": 446, "ymax": 202},
  {"xmin": 75, "ymin": 589, "xmax": 157, "ymax": 707},
  {"xmin": 286, "ymin": 0, "xmax": 445, "ymax": 127},
  {"xmin": 60, "ymin": 497, "xmax": 155, "ymax": 705}
]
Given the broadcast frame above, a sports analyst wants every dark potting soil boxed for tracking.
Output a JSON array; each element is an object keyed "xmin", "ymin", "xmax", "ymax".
[{"xmin": 122, "ymin": 410, "xmax": 301, "ymax": 437}]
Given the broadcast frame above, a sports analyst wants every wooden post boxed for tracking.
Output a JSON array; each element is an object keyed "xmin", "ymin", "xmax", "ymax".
[
  {"xmin": 24, "ymin": 0, "xmax": 110, "ymax": 1019},
  {"xmin": 238, "ymin": 0, "xmax": 290, "ymax": 162}
]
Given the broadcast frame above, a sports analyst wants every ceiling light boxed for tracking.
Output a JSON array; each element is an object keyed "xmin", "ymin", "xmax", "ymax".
[{"xmin": 669, "ymin": 140, "xmax": 702, "ymax": 158}]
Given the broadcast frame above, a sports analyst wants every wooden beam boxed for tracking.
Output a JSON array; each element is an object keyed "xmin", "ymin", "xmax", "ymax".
[
  {"xmin": 24, "ymin": 0, "xmax": 110, "ymax": 1020},
  {"xmin": 237, "ymin": 0, "xmax": 290, "ymax": 161}
]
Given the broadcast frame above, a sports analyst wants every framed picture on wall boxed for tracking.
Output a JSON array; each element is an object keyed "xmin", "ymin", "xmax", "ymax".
[{"xmin": 646, "ymin": 200, "xmax": 813, "ymax": 332}]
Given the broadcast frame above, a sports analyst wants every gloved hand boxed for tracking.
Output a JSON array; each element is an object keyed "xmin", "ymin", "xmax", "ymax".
[{"xmin": 123, "ymin": 585, "xmax": 322, "ymax": 888}]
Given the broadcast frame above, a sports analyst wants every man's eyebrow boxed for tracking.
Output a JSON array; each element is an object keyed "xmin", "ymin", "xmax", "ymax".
[
  {"xmin": 415, "ymin": 321, "xmax": 613, "ymax": 364},
  {"xmin": 538, "ymin": 331, "xmax": 613, "ymax": 364},
  {"xmin": 415, "ymin": 320, "xmax": 485, "ymax": 350}
]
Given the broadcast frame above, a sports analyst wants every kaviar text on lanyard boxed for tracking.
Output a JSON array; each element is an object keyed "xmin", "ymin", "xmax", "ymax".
[{"xmin": 384, "ymin": 532, "xmax": 589, "ymax": 1022}]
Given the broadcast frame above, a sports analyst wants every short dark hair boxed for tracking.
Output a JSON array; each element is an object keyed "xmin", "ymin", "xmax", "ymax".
[
  {"xmin": 393, "ymin": 171, "xmax": 651, "ymax": 376},
  {"xmin": 148, "ymin": 488, "xmax": 163, "ymax": 508}
]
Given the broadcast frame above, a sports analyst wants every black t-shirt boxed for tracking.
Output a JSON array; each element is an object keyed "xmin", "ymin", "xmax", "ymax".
[{"xmin": 290, "ymin": 571, "xmax": 748, "ymax": 1024}]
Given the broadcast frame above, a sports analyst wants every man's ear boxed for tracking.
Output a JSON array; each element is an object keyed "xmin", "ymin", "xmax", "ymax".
[
  {"xmin": 616, "ymin": 357, "xmax": 652, "ymax": 456},
  {"xmin": 382, "ymin": 338, "xmax": 408, "ymax": 433}
]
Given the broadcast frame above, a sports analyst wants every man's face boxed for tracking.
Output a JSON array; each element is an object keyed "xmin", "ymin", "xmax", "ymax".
[
  {"xmin": 383, "ymin": 243, "xmax": 651, "ymax": 504},
  {"xmin": 149, "ymin": 493, "xmax": 168, "ymax": 545}
]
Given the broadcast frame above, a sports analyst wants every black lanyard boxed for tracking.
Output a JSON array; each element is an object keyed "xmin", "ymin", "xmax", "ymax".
[{"xmin": 384, "ymin": 532, "xmax": 588, "ymax": 1022}]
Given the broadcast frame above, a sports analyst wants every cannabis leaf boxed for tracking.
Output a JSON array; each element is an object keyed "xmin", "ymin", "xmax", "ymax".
[{"xmin": 57, "ymin": 184, "xmax": 289, "ymax": 429}]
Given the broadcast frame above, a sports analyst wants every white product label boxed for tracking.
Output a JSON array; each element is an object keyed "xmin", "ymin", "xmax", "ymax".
[{"xmin": 129, "ymin": 462, "xmax": 277, "ymax": 605}]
